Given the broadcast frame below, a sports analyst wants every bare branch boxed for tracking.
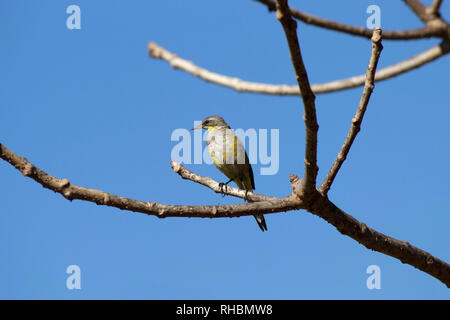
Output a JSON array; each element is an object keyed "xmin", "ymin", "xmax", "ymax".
[
  {"xmin": 148, "ymin": 40, "xmax": 450, "ymax": 96},
  {"xmin": 308, "ymin": 189, "xmax": 450, "ymax": 288},
  {"xmin": 170, "ymin": 161, "xmax": 278, "ymax": 202},
  {"xmin": 311, "ymin": 40, "xmax": 449, "ymax": 93},
  {"xmin": 275, "ymin": 0, "xmax": 318, "ymax": 193},
  {"xmin": 428, "ymin": 0, "xmax": 443, "ymax": 15},
  {"xmin": 320, "ymin": 29, "xmax": 383, "ymax": 195},
  {"xmin": 403, "ymin": 0, "xmax": 430, "ymax": 23},
  {"xmin": 0, "ymin": 142, "xmax": 302, "ymax": 218},
  {"xmin": 148, "ymin": 41, "xmax": 296, "ymax": 95},
  {"xmin": 254, "ymin": 0, "xmax": 449, "ymax": 40}
]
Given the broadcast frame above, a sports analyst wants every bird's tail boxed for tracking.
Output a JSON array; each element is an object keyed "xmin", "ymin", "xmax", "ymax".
[
  {"xmin": 253, "ymin": 214, "xmax": 268, "ymax": 232},
  {"xmin": 235, "ymin": 178, "xmax": 268, "ymax": 232}
]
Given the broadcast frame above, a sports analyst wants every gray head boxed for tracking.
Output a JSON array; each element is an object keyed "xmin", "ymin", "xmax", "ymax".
[{"xmin": 192, "ymin": 115, "xmax": 230, "ymax": 130}]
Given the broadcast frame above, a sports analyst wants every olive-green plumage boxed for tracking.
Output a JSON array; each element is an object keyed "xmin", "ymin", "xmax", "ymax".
[{"xmin": 193, "ymin": 115, "xmax": 267, "ymax": 232}]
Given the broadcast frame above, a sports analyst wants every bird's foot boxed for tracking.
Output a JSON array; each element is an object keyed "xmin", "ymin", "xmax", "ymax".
[
  {"xmin": 219, "ymin": 182, "xmax": 228, "ymax": 197},
  {"xmin": 219, "ymin": 179, "xmax": 233, "ymax": 197}
]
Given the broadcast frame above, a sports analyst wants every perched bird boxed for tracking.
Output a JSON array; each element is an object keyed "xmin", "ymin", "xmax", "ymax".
[{"xmin": 192, "ymin": 115, "xmax": 267, "ymax": 232}]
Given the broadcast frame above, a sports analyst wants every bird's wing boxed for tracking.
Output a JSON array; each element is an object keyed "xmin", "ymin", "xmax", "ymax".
[
  {"xmin": 233, "ymin": 134, "xmax": 255, "ymax": 191},
  {"xmin": 244, "ymin": 151, "xmax": 255, "ymax": 190}
]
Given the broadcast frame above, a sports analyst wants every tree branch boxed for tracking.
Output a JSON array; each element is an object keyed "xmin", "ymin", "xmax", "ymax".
[
  {"xmin": 276, "ymin": 0, "xmax": 318, "ymax": 193},
  {"xmin": 148, "ymin": 40, "xmax": 450, "ymax": 96},
  {"xmin": 307, "ymin": 188, "xmax": 450, "ymax": 288},
  {"xmin": 254, "ymin": 0, "xmax": 449, "ymax": 40},
  {"xmin": 2, "ymin": 142, "xmax": 449, "ymax": 286},
  {"xmin": 403, "ymin": 0, "xmax": 430, "ymax": 23},
  {"xmin": 320, "ymin": 29, "xmax": 383, "ymax": 195},
  {"xmin": 170, "ymin": 161, "xmax": 278, "ymax": 202},
  {"xmin": 0, "ymin": 143, "xmax": 302, "ymax": 218},
  {"xmin": 428, "ymin": 0, "xmax": 443, "ymax": 15}
]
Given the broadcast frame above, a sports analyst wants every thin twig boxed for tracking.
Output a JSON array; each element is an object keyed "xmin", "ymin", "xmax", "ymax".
[
  {"xmin": 428, "ymin": 0, "xmax": 443, "ymax": 15},
  {"xmin": 148, "ymin": 40, "xmax": 450, "ymax": 96},
  {"xmin": 319, "ymin": 29, "xmax": 383, "ymax": 195},
  {"xmin": 170, "ymin": 161, "xmax": 278, "ymax": 202},
  {"xmin": 254, "ymin": 0, "xmax": 449, "ymax": 40},
  {"xmin": 403, "ymin": 0, "xmax": 430, "ymax": 23},
  {"xmin": 275, "ymin": 0, "xmax": 318, "ymax": 193}
]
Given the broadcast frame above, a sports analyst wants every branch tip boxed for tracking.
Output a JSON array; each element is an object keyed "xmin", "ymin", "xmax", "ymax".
[
  {"xmin": 148, "ymin": 42, "xmax": 160, "ymax": 58},
  {"xmin": 371, "ymin": 28, "xmax": 382, "ymax": 43},
  {"xmin": 171, "ymin": 161, "xmax": 181, "ymax": 173},
  {"xmin": 319, "ymin": 26, "xmax": 384, "ymax": 195}
]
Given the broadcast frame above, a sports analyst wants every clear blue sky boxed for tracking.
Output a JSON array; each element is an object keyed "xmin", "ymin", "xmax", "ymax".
[{"xmin": 1, "ymin": 0, "xmax": 449, "ymax": 299}]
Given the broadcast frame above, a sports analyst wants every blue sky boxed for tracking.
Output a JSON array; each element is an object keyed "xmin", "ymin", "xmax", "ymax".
[{"xmin": 0, "ymin": 0, "xmax": 449, "ymax": 299}]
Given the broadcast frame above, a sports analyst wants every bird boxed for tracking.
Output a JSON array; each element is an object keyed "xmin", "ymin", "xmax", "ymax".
[{"xmin": 192, "ymin": 115, "xmax": 267, "ymax": 232}]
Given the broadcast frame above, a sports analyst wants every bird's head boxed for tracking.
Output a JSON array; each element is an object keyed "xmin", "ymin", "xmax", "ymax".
[{"xmin": 191, "ymin": 115, "xmax": 230, "ymax": 130}]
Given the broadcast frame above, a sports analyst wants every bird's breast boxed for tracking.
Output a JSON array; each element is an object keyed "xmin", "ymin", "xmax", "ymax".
[{"xmin": 206, "ymin": 128, "xmax": 245, "ymax": 166}]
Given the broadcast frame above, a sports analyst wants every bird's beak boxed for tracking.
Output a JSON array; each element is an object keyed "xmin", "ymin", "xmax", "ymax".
[{"xmin": 191, "ymin": 124, "xmax": 203, "ymax": 130}]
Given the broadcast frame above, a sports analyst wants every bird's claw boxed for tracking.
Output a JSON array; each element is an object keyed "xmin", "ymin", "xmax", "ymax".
[
  {"xmin": 219, "ymin": 179, "xmax": 233, "ymax": 197},
  {"xmin": 219, "ymin": 182, "xmax": 228, "ymax": 197}
]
